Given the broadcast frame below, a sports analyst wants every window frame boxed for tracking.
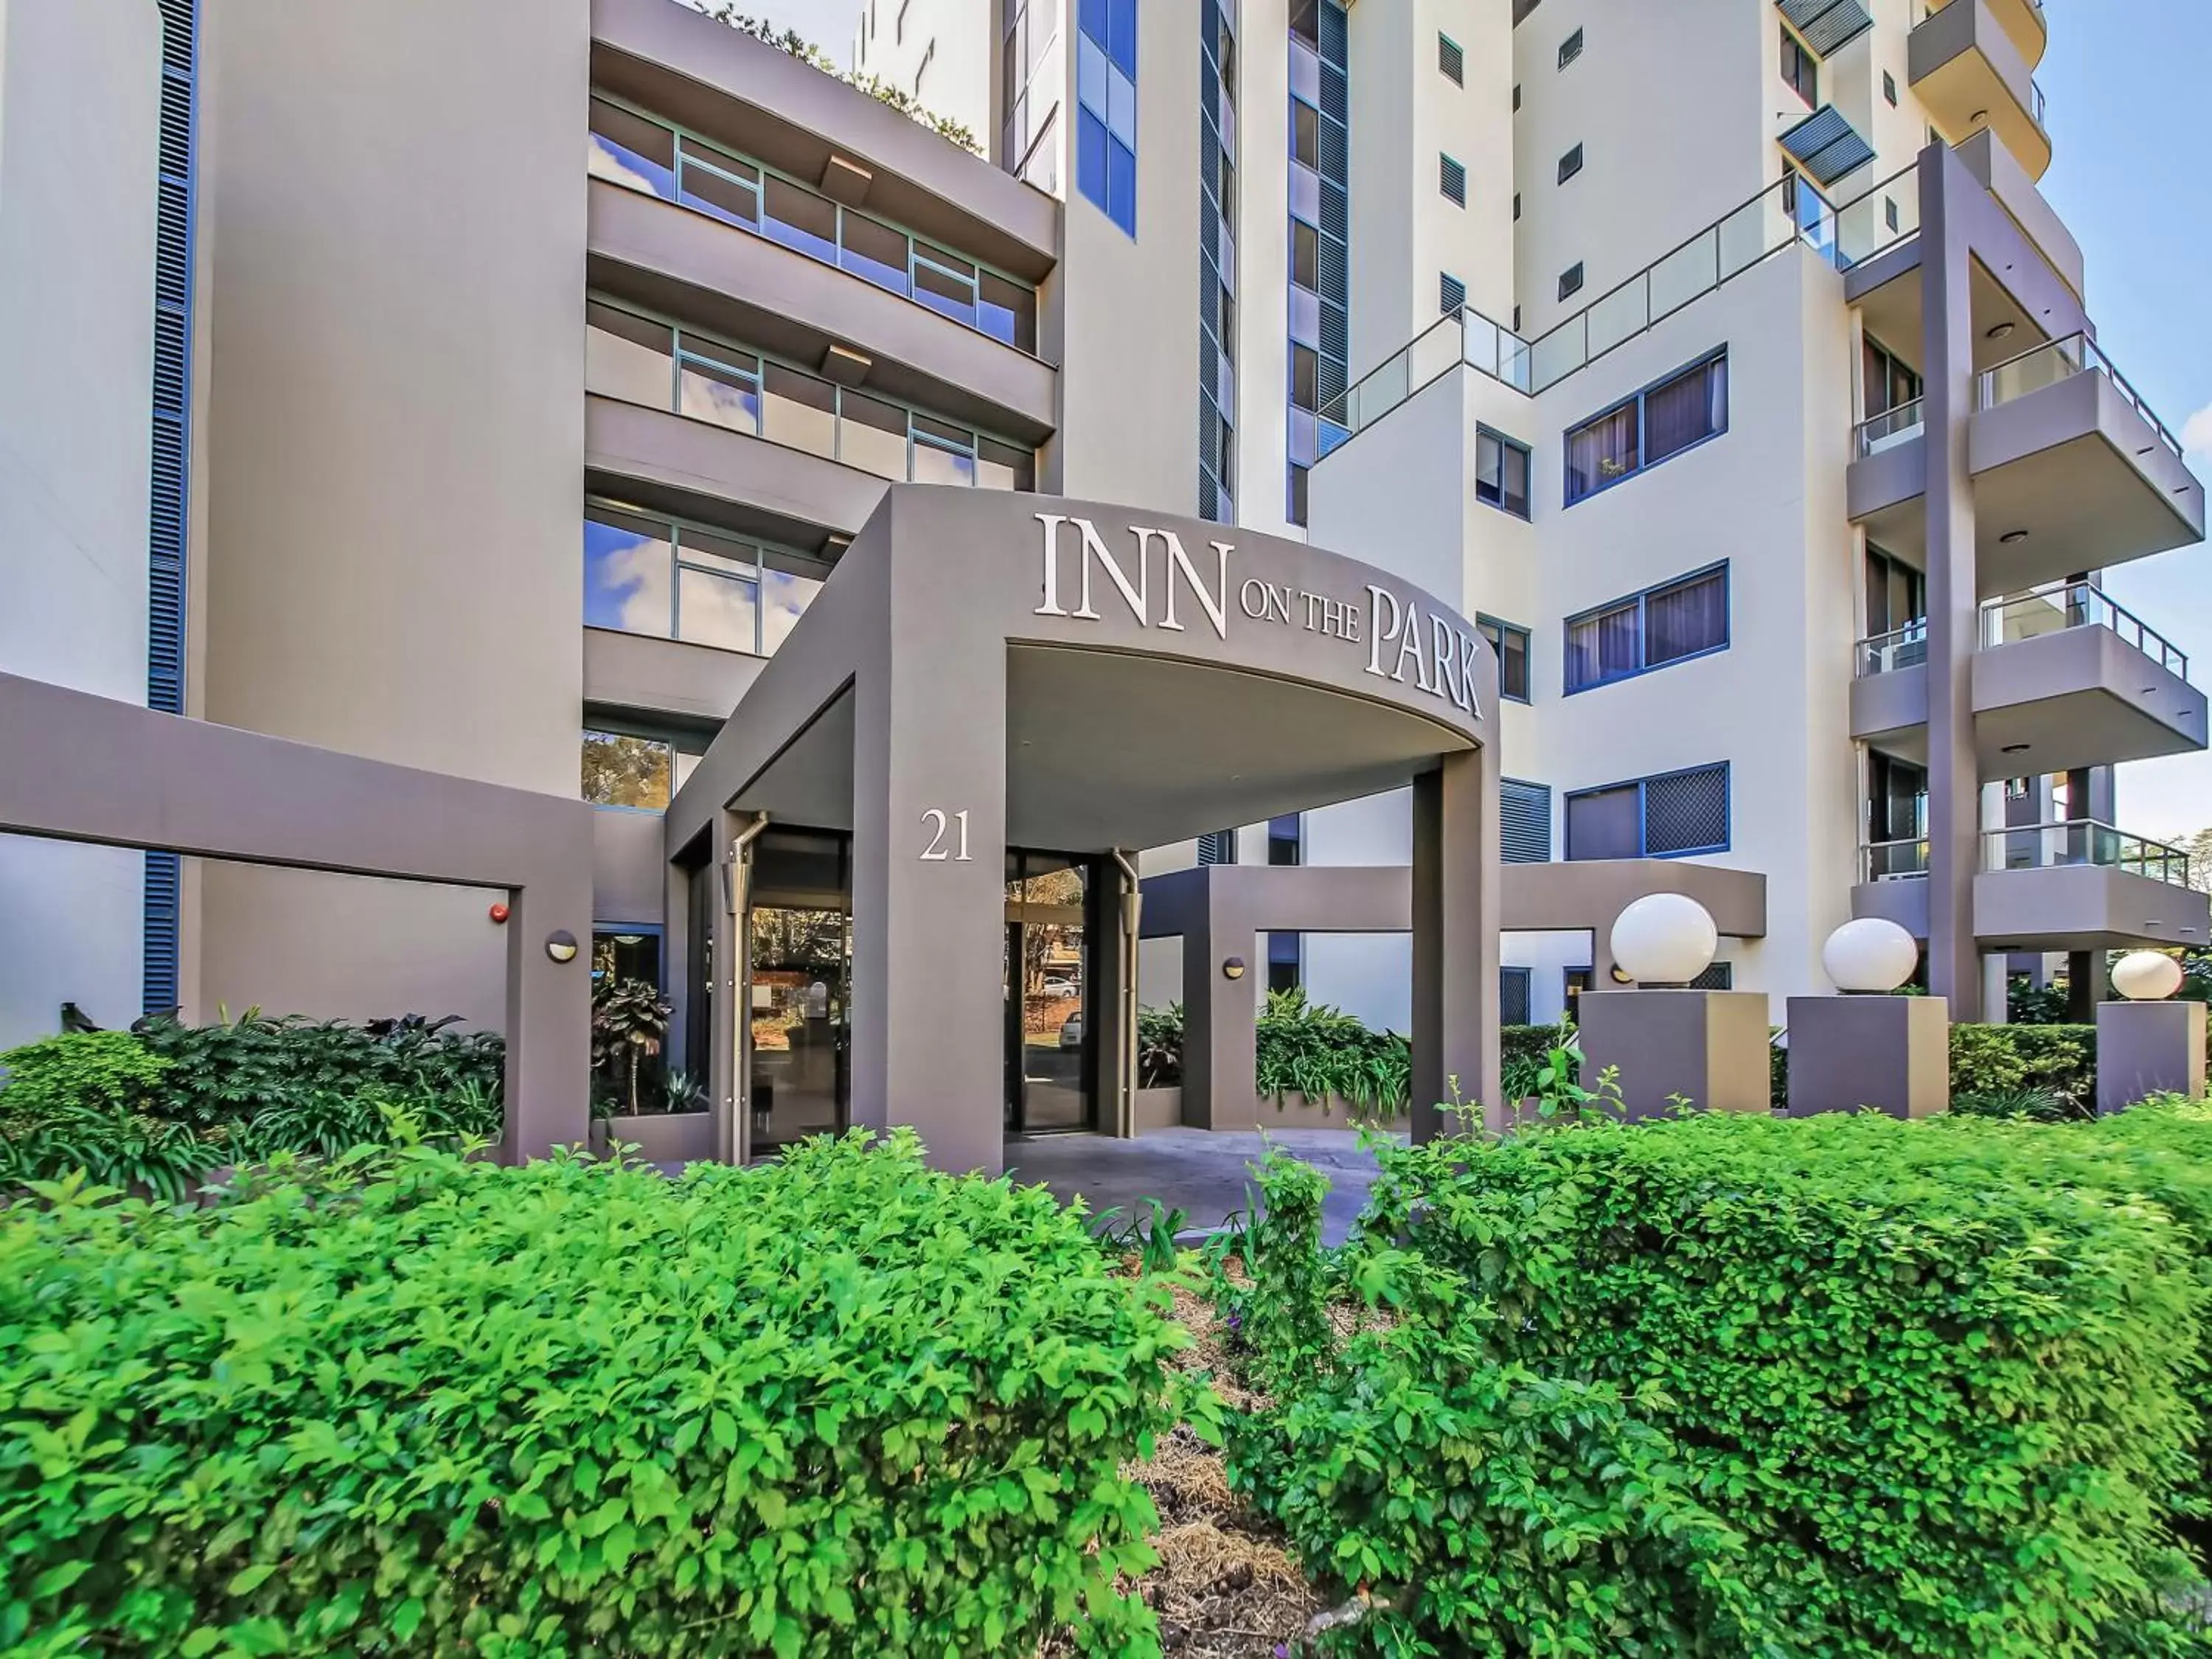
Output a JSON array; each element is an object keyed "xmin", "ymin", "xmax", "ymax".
[
  {"xmin": 584, "ymin": 494, "xmax": 839, "ymax": 661},
  {"xmin": 1477, "ymin": 614, "xmax": 1533, "ymax": 703},
  {"xmin": 1475, "ymin": 425, "xmax": 1533, "ymax": 520},
  {"xmin": 581, "ymin": 723, "xmax": 706, "ymax": 815},
  {"xmin": 1565, "ymin": 762, "xmax": 1732, "ymax": 861},
  {"xmin": 1074, "ymin": 0, "xmax": 1137, "ymax": 237},
  {"xmin": 1562, "ymin": 561, "xmax": 1731, "ymax": 695},
  {"xmin": 1779, "ymin": 21, "xmax": 1818, "ymax": 108},
  {"xmin": 1562, "ymin": 345, "xmax": 1729, "ymax": 506}
]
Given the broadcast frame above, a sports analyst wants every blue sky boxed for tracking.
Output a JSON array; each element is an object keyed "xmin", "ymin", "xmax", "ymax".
[{"xmin": 705, "ymin": 0, "xmax": 2212, "ymax": 836}]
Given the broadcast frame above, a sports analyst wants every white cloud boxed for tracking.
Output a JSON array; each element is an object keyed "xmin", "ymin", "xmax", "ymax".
[{"xmin": 2182, "ymin": 403, "xmax": 2212, "ymax": 472}]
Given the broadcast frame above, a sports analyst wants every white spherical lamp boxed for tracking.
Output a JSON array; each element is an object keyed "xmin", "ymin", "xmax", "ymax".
[
  {"xmin": 2112, "ymin": 950, "xmax": 2185, "ymax": 1002},
  {"xmin": 1820, "ymin": 918, "xmax": 1919, "ymax": 994},
  {"xmin": 1609, "ymin": 893, "xmax": 1719, "ymax": 987}
]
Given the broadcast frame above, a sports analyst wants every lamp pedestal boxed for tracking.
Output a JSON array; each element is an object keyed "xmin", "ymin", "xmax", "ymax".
[
  {"xmin": 1577, "ymin": 990, "xmax": 1771, "ymax": 1119},
  {"xmin": 1785, "ymin": 995, "xmax": 1949, "ymax": 1118},
  {"xmin": 2096, "ymin": 1000, "xmax": 2207, "ymax": 1116}
]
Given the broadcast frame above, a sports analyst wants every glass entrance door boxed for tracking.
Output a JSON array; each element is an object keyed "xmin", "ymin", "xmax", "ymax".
[
  {"xmin": 748, "ymin": 905, "xmax": 849, "ymax": 1152},
  {"xmin": 1004, "ymin": 851, "xmax": 1094, "ymax": 1133}
]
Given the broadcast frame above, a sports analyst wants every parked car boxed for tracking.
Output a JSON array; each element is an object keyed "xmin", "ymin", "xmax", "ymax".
[
  {"xmin": 1059, "ymin": 1015, "xmax": 1084, "ymax": 1050},
  {"xmin": 1041, "ymin": 978, "xmax": 1079, "ymax": 1000}
]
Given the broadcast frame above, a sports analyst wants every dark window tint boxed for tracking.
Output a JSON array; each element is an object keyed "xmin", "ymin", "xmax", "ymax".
[
  {"xmin": 1476, "ymin": 428, "xmax": 1532, "ymax": 518},
  {"xmin": 1565, "ymin": 784, "xmax": 1639, "ymax": 860},
  {"xmin": 1291, "ymin": 219, "xmax": 1320, "ymax": 288},
  {"xmin": 1557, "ymin": 27, "xmax": 1582, "ymax": 69},
  {"xmin": 1478, "ymin": 616, "xmax": 1531, "ymax": 701},
  {"xmin": 1557, "ymin": 143, "xmax": 1583, "ymax": 184},
  {"xmin": 1780, "ymin": 24, "xmax": 1818, "ymax": 107},
  {"xmin": 1557, "ymin": 261, "xmax": 1584, "ymax": 300}
]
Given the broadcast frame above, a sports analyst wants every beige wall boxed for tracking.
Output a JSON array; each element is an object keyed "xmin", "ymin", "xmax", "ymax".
[
  {"xmin": 0, "ymin": 0, "xmax": 160, "ymax": 1042},
  {"xmin": 189, "ymin": 0, "xmax": 591, "ymax": 1029}
]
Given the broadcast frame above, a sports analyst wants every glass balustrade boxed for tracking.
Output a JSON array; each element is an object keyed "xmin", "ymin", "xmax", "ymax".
[
  {"xmin": 587, "ymin": 96, "xmax": 1038, "ymax": 355},
  {"xmin": 1983, "ymin": 821, "xmax": 2192, "ymax": 886},
  {"xmin": 1860, "ymin": 837, "xmax": 1931, "ymax": 880},
  {"xmin": 1854, "ymin": 397, "xmax": 1924, "ymax": 459},
  {"xmin": 1855, "ymin": 619, "xmax": 1928, "ymax": 676},
  {"xmin": 1980, "ymin": 582, "xmax": 2190, "ymax": 676},
  {"xmin": 1977, "ymin": 333, "xmax": 2185, "ymax": 458},
  {"xmin": 586, "ymin": 299, "xmax": 1035, "ymax": 491}
]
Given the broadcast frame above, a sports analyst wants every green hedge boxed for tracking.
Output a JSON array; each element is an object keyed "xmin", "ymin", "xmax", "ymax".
[
  {"xmin": 1949, "ymin": 1021, "xmax": 2097, "ymax": 1113},
  {"xmin": 0, "ymin": 1131, "xmax": 1187, "ymax": 1655},
  {"xmin": 1311, "ymin": 1110, "xmax": 2210, "ymax": 1655}
]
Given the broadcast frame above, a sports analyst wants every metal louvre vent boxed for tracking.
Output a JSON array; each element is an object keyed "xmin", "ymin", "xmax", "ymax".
[
  {"xmin": 1439, "ymin": 34, "xmax": 1464, "ymax": 85},
  {"xmin": 1320, "ymin": 64, "xmax": 1347, "ymax": 122},
  {"xmin": 1440, "ymin": 272, "xmax": 1466, "ymax": 316},
  {"xmin": 1778, "ymin": 0, "xmax": 1874, "ymax": 57},
  {"xmin": 1500, "ymin": 779, "xmax": 1553, "ymax": 863},
  {"xmin": 1780, "ymin": 104, "xmax": 1874, "ymax": 186},
  {"xmin": 1641, "ymin": 765, "xmax": 1729, "ymax": 856},
  {"xmin": 1318, "ymin": 301, "xmax": 1348, "ymax": 362}
]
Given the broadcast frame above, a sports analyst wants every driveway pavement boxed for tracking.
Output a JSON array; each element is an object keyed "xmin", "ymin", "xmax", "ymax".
[{"xmin": 1003, "ymin": 1127, "xmax": 1394, "ymax": 1245}]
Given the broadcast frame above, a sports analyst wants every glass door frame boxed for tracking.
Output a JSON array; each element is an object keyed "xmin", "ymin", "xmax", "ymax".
[{"xmin": 1004, "ymin": 849, "xmax": 1106, "ymax": 1135}]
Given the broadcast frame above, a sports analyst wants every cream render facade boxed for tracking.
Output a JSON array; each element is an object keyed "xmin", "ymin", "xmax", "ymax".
[{"xmin": 4, "ymin": 0, "xmax": 2202, "ymax": 1104}]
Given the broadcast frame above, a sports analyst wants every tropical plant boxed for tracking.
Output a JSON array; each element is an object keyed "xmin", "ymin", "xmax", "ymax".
[
  {"xmin": 1952, "ymin": 1083, "xmax": 2088, "ymax": 1122},
  {"xmin": 1, "ymin": 1130, "xmax": 1199, "ymax": 1654},
  {"xmin": 1135, "ymin": 1003, "xmax": 1184, "ymax": 1088},
  {"xmin": 0, "ymin": 1031, "xmax": 171, "ymax": 1132},
  {"xmin": 1950, "ymin": 1020, "xmax": 2096, "ymax": 1110},
  {"xmin": 1092, "ymin": 1196, "xmax": 1189, "ymax": 1273},
  {"xmin": 0, "ymin": 1102, "xmax": 226, "ymax": 1202},
  {"xmin": 661, "ymin": 1068, "xmax": 706, "ymax": 1114},
  {"xmin": 1253, "ymin": 987, "xmax": 1410, "ymax": 1116},
  {"xmin": 131, "ymin": 1008, "xmax": 503, "ymax": 1129},
  {"xmin": 591, "ymin": 975, "xmax": 672, "ymax": 1117}
]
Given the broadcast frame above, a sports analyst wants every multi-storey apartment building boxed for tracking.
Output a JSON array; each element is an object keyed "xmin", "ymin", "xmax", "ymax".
[{"xmin": 3, "ymin": 0, "xmax": 2202, "ymax": 1141}]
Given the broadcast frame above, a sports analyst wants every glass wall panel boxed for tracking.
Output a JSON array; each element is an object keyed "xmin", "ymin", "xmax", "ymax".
[
  {"xmin": 677, "ymin": 565, "xmax": 758, "ymax": 653},
  {"xmin": 839, "ymin": 210, "xmax": 910, "ymax": 293},
  {"xmin": 839, "ymin": 390, "xmax": 910, "ymax": 479},
  {"xmin": 584, "ymin": 512, "xmax": 675, "ymax": 637},
  {"xmin": 761, "ymin": 364, "xmax": 838, "ymax": 457},
  {"xmin": 676, "ymin": 351, "xmax": 761, "ymax": 431},
  {"xmin": 585, "ymin": 302, "xmax": 673, "ymax": 406}
]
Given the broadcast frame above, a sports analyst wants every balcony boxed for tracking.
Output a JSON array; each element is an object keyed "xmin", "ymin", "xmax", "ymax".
[
  {"xmin": 1921, "ymin": 0, "xmax": 2047, "ymax": 71},
  {"xmin": 1909, "ymin": 0, "xmax": 2051, "ymax": 181},
  {"xmin": 1972, "ymin": 333, "xmax": 2207, "ymax": 592},
  {"xmin": 1851, "ymin": 820, "xmax": 2211, "ymax": 951},
  {"xmin": 1847, "ymin": 585, "xmax": 2205, "ymax": 774}
]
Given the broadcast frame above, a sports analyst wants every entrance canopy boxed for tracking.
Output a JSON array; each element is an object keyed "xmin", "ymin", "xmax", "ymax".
[{"xmin": 664, "ymin": 487, "xmax": 1500, "ymax": 1173}]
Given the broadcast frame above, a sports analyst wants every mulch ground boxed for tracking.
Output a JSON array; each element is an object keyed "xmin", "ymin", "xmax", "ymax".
[{"xmin": 1040, "ymin": 1283, "xmax": 1323, "ymax": 1658}]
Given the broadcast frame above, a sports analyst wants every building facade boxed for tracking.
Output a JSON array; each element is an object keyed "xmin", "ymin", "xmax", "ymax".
[{"xmin": 1, "ymin": 0, "xmax": 2204, "ymax": 1139}]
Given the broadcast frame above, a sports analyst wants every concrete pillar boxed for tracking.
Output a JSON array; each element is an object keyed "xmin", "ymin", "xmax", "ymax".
[
  {"xmin": 499, "ymin": 858, "xmax": 594, "ymax": 1164},
  {"xmin": 1181, "ymin": 912, "xmax": 1261, "ymax": 1131},
  {"xmin": 1786, "ymin": 995, "xmax": 1950, "ymax": 1118},
  {"xmin": 849, "ymin": 639, "xmax": 1009, "ymax": 1175},
  {"xmin": 1410, "ymin": 750, "xmax": 1499, "ymax": 1137},
  {"xmin": 2096, "ymin": 1001, "xmax": 2207, "ymax": 1115},
  {"xmin": 1578, "ymin": 990, "xmax": 1773, "ymax": 1119},
  {"xmin": 706, "ymin": 811, "xmax": 742, "ymax": 1164},
  {"xmin": 1981, "ymin": 954, "xmax": 2010, "ymax": 1026},
  {"xmin": 1921, "ymin": 145, "xmax": 1984, "ymax": 1020}
]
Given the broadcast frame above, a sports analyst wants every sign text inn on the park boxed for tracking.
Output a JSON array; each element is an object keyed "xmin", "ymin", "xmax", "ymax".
[{"xmin": 1030, "ymin": 512, "xmax": 1486, "ymax": 720}]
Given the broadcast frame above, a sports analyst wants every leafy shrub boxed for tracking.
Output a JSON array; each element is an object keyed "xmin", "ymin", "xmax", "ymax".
[
  {"xmin": 0, "ymin": 1032, "xmax": 170, "ymax": 1130},
  {"xmin": 1951, "ymin": 1084, "xmax": 2087, "ymax": 1121},
  {"xmin": 0, "ymin": 1103, "xmax": 228, "ymax": 1202},
  {"xmin": 0, "ymin": 1130, "xmax": 1192, "ymax": 1655},
  {"xmin": 1136, "ymin": 1003, "xmax": 1184, "ymax": 1088},
  {"xmin": 1950, "ymin": 1020, "xmax": 2096, "ymax": 1110},
  {"xmin": 1351, "ymin": 1110, "xmax": 2206, "ymax": 1656},
  {"xmin": 1500, "ymin": 1022, "xmax": 1568, "ymax": 1102},
  {"xmin": 132, "ymin": 1008, "xmax": 503, "ymax": 1130},
  {"xmin": 2010, "ymin": 978, "xmax": 2074, "ymax": 1024},
  {"xmin": 1253, "ymin": 987, "xmax": 1409, "ymax": 1115}
]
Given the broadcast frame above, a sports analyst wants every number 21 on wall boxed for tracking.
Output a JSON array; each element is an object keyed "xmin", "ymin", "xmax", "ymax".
[{"xmin": 919, "ymin": 808, "xmax": 972, "ymax": 861}]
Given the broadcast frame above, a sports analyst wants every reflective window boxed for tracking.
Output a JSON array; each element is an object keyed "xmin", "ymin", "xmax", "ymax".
[
  {"xmin": 585, "ymin": 501, "xmax": 834, "ymax": 659},
  {"xmin": 1476, "ymin": 427, "xmax": 1532, "ymax": 518},
  {"xmin": 581, "ymin": 728, "xmax": 701, "ymax": 811}
]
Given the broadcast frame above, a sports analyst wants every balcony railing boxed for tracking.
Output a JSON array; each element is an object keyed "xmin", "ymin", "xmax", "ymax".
[
  {"xmin": 1977, "ymin": 333, "xmax": 2183, "ymax": 459},
  {"xmin": 1985, "ymin": 820, "xmax": 2192, "ymax": 886},
  {"xmin": 1854, "ymin": 397, "xmax": 1925, "ymax": 459},
  {"xmin": 1324, "ymin": 161, "xmax": 1921, "ymax": 438},
  {"xmin": 1856, "ymin": 619, "xmax": 1929, "ymax": 677},
  {"xmin": 1861, "ymin": 837, "xmax": 1930, "ymax": 880},
  {"xmin": 586, "ymin": 299, "xmax": 1035, "ymax": 490},
  {"xmin": 1980, "ymin": 582, "xmax": 2190, "ymax": 678},
  {"xmin": 586, "ymin": 94, "xmax": 1039, "ymax": 355}
]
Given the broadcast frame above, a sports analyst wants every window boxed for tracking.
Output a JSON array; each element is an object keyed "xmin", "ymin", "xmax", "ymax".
[
  {"xmin": 585, "ymin": 502, "xmax": 838, "ymax": 658},
  {"xmin": 1288, "ymin": 463, "xmax": 1309, "ymax": 526},
  {"xmin": 1779, "ymin": 23, "xmax": 1817, "ymax": 107},
  {"xmin": 1557, "ymin": 144, "xmax": 1583, "ymax": 184},
  {"xmin": 1512, "ymin": 82, "xmax": 1522, "ymax": 111},
  {"xmin": 1438, "ymin": 32, "xmax": 1463, "ymax": 84},
  {"xmin": 1268, "ymin": 933, "xmax": 1302, "ymax": 993},
  {"xmin": 1557, "ymin": 27, "xmax": 1583, "ymax": 69},
  {"xmin": 1292, "ymin": 344, "xmax": 1318, "ymax": 410},
  {"xmin": 1565, "ymin": 564, "xmax": 1729, "ymax": 692},
  {"xmin": 1439, "ymin": 271, "xmax": 1465, "ymax": 316},
  {"xmin": 1513, "ymin": 191, "xmax": 1522, "ymax": 220},
  {"xmin": 1478, "ymin": 616, "xmax": 1531, "ymax": 702},
  {"xmin": 1267, "ymin": 814, "xmax": 1302, "ymax": 866},
  {"xmin": 1567, "ymin": 763, "xmax": 1730, "ymax": 860},
  {"xmin": 1500, "ymin": 967, "xmax": 1534, "ymax": 1025},
  {"xmin": 582, "ymin": 728, "xmax": 702, "ymax": 812},
  {"xmin": 1883, "ymin": 69, "xmax": 1899, "ymax": 105},
  {"xmin": 1440, "ymin": 153, "xmax": 1466, "ymax": 206},
  {"xmin": 1293, "ymin": 99, "xmax": 1320, "ymax": 167},
  {"xmin": 1197, "ymin": 830, "xmax": 1237, "ymax": 866},
  {"xmin": 594, "ymin": 928, "xmax": 664, "ymax": 990},
  {"xmin": 1557, "ymin": 262, "xmax": 1585, "ymax": 301},
  {"xmin": 1476, "ymin": 427, "xmax": 1532, "ymax": 518},
  {"xmin": 1290, "ymin": 219, "xmax": 1319, "ymax": 288},
  {"xmin": 1862, "ymin": 335, "xmax": 1921, "ymax": 418},
  {"xmin": 1865, "ymin": 546, "xmax": 1926, "ymax": 638},
  {"xmin": 1076, "ymin": 0, "xmax": 1138, "ymax": 236},
  {"xmin": 1885, "ymin": 195, "xmax": 1899, "ymax": 233},
  {"xmin": 1501, "ymin": 779, "xmax": 1553, "ymax": 863},
  {"xmin": 1512, "ymin": 304, "xmax": 1520, "ymax": 332},
  {"xmin": 1564, "ymin": 348, "xmax": 1728, "ymax": 503}
]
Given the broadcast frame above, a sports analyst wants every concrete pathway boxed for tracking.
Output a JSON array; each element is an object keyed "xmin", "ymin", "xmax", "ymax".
[{"xmin": 1003, "ymin": 1127, "xmax": 1395, "ymax": 1245}]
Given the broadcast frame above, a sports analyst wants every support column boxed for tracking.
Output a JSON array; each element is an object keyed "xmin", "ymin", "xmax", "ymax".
[
  {"xmin": 501, "ymin": 860, "xmax": 594, "ymax": 1164},
  {"xmin": 1411, "ymin": 748, "xmax": 1499, "ymax": 1137},
  {"xmin": 2062, "ymin": 763, "xmax": 2097, "ymax": 1021},
  {"xmin": 1921, "ymin": 145, "xmax": 1984, "ymax": 1020},
  {"xmin": 706, "ymin": 810, "xmax": 741, "ymax": 1164},
  {"xmin": 1182, "ymin": 894, "xmax": 1261, "ymax": 1131},
  {"xmin": 850, "ymin": 641, "xmax": 1009, "ymax": 1175}
]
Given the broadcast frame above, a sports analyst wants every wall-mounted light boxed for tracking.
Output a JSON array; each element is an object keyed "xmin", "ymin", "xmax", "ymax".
[
  {"xmin": 1609, "ymin": 964, "xmax": 1635, "ymax": 985},
  {"xmin": 2001, "ymin": 742, "xmax": 2031, "ymax": 754},
  {"xmin": 487, "ymin": 902, "xmax": 510, "ymax": 925},
  {"xmin": 546, "ymin": 930, "xmax": 580, "ymax": 964},
  {"xmin": 1222, "ymin": 956, "xmax": 1247, "ymax": 981},
  {"xmin": 1986, "ymin": 321, "xmax": 2015, "ymax": 341},
  {"xmin": 1999, "ymin": 529, "xmax": 2029, "ymax": 544}
]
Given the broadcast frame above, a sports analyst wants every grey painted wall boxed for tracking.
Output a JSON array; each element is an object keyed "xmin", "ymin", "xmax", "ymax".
[{"xmin": 0, "ymin": 0, "xmax": 161, "ymax": 1043}]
